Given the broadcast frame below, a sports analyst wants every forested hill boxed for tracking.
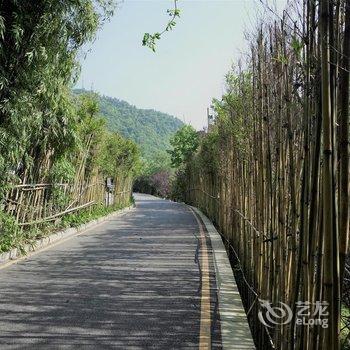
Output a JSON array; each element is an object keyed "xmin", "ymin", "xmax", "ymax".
[{"xmin": 74, "ymin": 89, "xmax": 183, "ymax": 159}]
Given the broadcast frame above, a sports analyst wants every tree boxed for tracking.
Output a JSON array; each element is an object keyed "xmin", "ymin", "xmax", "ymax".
[
  {"xmin": 0, "ymin": 0, "xmax": 114, "ymax": 185},
  {"xmin": 168, "ymin": 125, "xmax": 199, "ymax": 167},
  {"xmin": 142, "ymin": 0, "xmax": 180, "ymax": 52},
  {"xmin": 98, "ymin": 132, "xmax": 140, "ymax": 178}
]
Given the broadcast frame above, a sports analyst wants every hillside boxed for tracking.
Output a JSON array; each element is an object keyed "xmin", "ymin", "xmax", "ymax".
[{"xmin": 74, "ymin": 89, "xmax": 183, "ymax": 159}]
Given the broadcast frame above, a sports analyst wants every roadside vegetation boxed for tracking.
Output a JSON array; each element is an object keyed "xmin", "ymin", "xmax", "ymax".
[
  {"xmin": 0, "ymin": 1, "xmax": 139, "ymax": 253},
  {"xmin": 171, "ymin": 1, "xmax": 350, "ymax": 349},
  {"xmin": 134, "ymin": 124, "xmax": 199, "ymax": 198},
  {"xmin": 0, "ymin": 0, "xmax": 182, "ymax": 252}
]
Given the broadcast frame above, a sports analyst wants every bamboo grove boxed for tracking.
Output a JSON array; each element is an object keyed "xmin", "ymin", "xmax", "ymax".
[
  {"xmin": 0, "ymin": 1, "xmax": 139, "ymax": 252},
  {"xmin": 176, "ymin": 0, "xmax": 350, "ymax": 348}
]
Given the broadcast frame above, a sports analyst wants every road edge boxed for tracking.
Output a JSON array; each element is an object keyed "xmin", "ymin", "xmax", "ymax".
[
  {"xmin": 0, "ymin": 204, "xmax": 135, "ymax": 269},
  {"xmin": 190, "ymin": 206, "xmax": 256, "ymax": 350}
]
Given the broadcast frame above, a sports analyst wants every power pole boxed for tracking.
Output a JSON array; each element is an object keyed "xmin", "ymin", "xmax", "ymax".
[{"xmin": 207, "ymin": 107, "xmax": 210, "ymax": 133}]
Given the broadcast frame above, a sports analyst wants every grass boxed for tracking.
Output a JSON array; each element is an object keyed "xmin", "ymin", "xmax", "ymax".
[{"xmin": 341, "ymin": 304, "xmax": 350, "ymax": 349}]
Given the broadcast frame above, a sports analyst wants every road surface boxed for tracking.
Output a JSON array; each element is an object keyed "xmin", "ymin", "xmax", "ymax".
[{"xmin": 0, "ymin": 194, "xmax": 223, "ymax": 349}]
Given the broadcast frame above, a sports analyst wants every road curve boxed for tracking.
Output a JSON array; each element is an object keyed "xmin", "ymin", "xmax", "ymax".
[{"xmin": 0, "ymin": 193, "xmax": 222, "ymax": 349}]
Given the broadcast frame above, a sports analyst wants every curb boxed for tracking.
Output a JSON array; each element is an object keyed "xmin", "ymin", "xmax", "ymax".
[
  {"xmin": 0, "ymin": 204, "xmax": 135, "ymax": 268},
  {"xmin": 191, "ymin": 206, "xmax": 256, "ymax": 350}
]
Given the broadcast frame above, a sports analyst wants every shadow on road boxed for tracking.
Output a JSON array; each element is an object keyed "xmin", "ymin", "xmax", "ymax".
[{"xmin": 0, "ymin": 194, "xmax": 221, "ymax": 349}]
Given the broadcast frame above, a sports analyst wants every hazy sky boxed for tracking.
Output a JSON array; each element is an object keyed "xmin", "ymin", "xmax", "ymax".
[{"xmin": 76, "ymin": 0, "xmax": 286, "ymax": 130}]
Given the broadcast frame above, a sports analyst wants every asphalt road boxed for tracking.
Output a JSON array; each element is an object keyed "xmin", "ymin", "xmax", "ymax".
[{"xmin": 0, "ymin": 193, "xmax": 221, "ymax": 349}]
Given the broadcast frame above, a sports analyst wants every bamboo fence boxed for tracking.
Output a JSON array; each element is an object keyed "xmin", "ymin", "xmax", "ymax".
[
  {"xmin": 180, "ymin": 1, "xmax": 350, "ymax": 349},
  {"xmin": 3, "ymin": 175, "xmax": 133, "ymax": 226}
]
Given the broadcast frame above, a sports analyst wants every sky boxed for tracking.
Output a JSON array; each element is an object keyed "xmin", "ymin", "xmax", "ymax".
[{"xmin": 76, "ymin": 0, "xmax": 287, "ymax": 130}]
